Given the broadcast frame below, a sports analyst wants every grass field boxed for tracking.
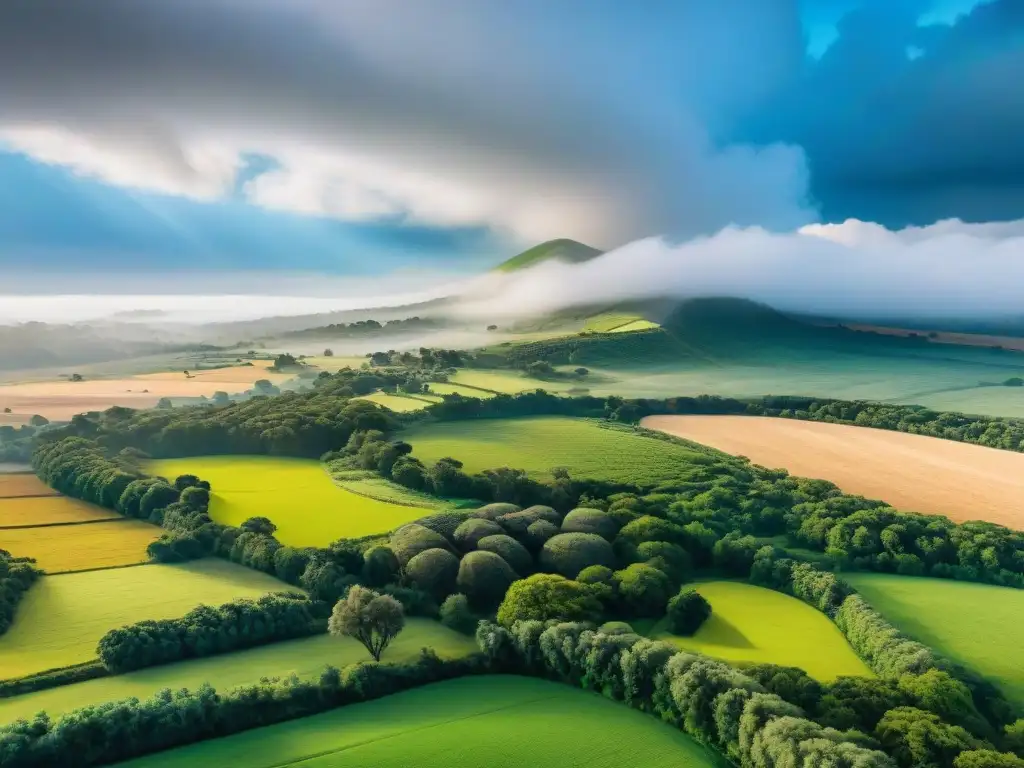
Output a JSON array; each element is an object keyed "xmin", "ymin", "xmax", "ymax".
[
  {"xmin": 0, "ymin": 496, "xmax": 121, "ymax": 528},
  {"xmin": 354, "ymin": 392, "xmax": 438, "ymax": 412},
  {"xmin": 643, "ymin": 415, "xmax": 1024, "ymax": 528},
  {"xmin": 607, "ymin": 319, "xmax": 661, "ymax": 333},
  {"xmin": 400, "ymin": 417, "xmax": 719, "ymax": 485},
  {"xmin": 425, "ymin": 382, "xmax": 497, "ymax": 398},
  {"xmin": 0, "ymin": 620, "xmax": 476, "ymax": 724},
  {"xmin": 147, "ymin": 456, "xmax": 430, "ymax": 547},
  {"xmin": 643, "ymin": 582, "xmax": 871, "ymax": 681},
  {"xmin": 0, "ymin": 559, "xmax": 289, "ymax": 680},
  {"xmin": 0, "ymin": 474, "xmax": 59, "ymax": 498},
  {"xmin": 0, "ymin": 519, "xmax": 160, "ymax": 572},
  {"xmin": 450, "ymin": 369, "xmax": 561, "ymax": 394},
  {"xmin": 844, "ymin": 573, "xmax": 1024, "ymax": 708},
  {"xmin": 117, "ymin": 675, "xmax": 725, "ymax": 768}
]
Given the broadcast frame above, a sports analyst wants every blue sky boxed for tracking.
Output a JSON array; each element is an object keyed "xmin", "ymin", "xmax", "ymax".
[{"xmin": 0, "ymin": 0, "xmax": 1017, "ymax": 286}]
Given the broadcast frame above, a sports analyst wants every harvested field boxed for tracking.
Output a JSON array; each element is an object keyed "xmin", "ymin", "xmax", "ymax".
[
  {"xmin": 116, "ymin": 676, "xmax": 724, "ymax": 768},
  {"xmin": 0, "ymin": 474, "xmax": 58, "ymax": 498},
  {"xmin": 0, "ymin": 519, "xmax": 160, "ymax": 573},
  {"xmin": 643, "ymin": 415, "xmax": 1024, "ymax": 528},
  {"xmin": 0, "ymin": 619, "xmax": 477, "ymax": 724},
  {"xmin": 644, "ymin": 582, "xmax": 870, "ymax": 681},
  {"xmin": 846, "ymin": 574, "xmax": 1024, "ymax": 708},
  {"xmin": 0, "ymin": 559, "xmax": 289, "ymax": 680},
  {"xmin": 0, "ymin": 360, "xmax": 289, "ymax": 420},
  {"xmin": 148, "ymin": 456, "xmax": 429, "ymax": 547},
  {"xmin": 0, "ymin": 496, "xmax": 120, "ymax": 528}
]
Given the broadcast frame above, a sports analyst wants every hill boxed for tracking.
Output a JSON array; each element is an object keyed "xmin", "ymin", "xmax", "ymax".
[{"xmin": 495, "ymin": 238, "xmax": 603, "ymax": 272}]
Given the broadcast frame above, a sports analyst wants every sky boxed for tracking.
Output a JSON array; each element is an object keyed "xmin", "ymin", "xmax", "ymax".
[{"xmin": 0, "ymin": 0, "xmax": 1020, "ymax": 299}]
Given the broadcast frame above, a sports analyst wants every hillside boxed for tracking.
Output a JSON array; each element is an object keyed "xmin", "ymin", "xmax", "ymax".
[{"xmin": 495, "ymin": 238, "xmax": 603, "ymax": 272}]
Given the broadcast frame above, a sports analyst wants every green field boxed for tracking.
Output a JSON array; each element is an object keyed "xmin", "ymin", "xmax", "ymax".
[
  {"xmin": 0, "ymin": 559, "xmax": 288, "ymax": 680},
  {"xmin": 117, "ymin": 675, "xmax": 725, "ymax": 768},
  {"xmin": 0, "ymin": 620, "xmax": 475, "ymax": 725},
  {"xmin": 355, "ymin": 391, "xmax": 439, "ymax": 412},
  {"xmin": 400, "ymin": 417, "xmax": 721, "ymax": 485},
  {"xmin": 147, "ymin": 456, "xmax": 429, "ymax": 546},
  {"xmin": 644, "ymin": 582, "xmax": 871, "ymax": 681},
  {"xmin": 844, "ymin": 574, "xmax": 1024, "ymax": 707},
  {"xmin": 425, "ymin": 382, "xmax": 497, "ymax": 398},
  {"xmin": 450, "ymin": 369, "xmax": 563, "ymax": 394}
]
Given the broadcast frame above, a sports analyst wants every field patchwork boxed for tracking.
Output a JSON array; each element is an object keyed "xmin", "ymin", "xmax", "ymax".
[
  {"xmin": 644, "ymin": 581, "xmax": 871, "ymax": 681},
  {"xmin": 400, "ymin": 416, "xmax": 720, "ymax": 485},
  {"xmin": 0, "ymin": 474, "xmax": 59, "ymax": 498},
  {"xmin": 116, "ymin": 676, "xmax": 726, "ymax": 768},
  {"xmin": 147, "ymin": 456, "xmax": 431, "ymax": 547},
  {"xmin": 0, "ymin": 496, "xmax": 122, "ymax": 528},
  {"xmin": 844, "ymin": 573, "xmax": 1024, "ymax": 708},
  {"xmin": 0, "ymin": 518, "xmax": 160, "ymax": 573},
  {"xmin": 643, "ymin": 415, "xmax": 1024, "ymax": 529},
  {"xmin": 0, "ymin": 559, "xmax": 290, "ymax": 680},
  {"xmin": 0, "ymin": 619, "xmax": 477, "ymax": 724}
]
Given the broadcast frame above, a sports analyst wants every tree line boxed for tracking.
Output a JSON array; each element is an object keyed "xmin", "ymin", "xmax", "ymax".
[{"xmin": 0, "ymin": 549, "xmax": 40, "ymax": 636}]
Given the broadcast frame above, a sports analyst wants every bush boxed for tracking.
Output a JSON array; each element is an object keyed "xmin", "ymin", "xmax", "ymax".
[
  {"xmin": 477, "ymin": 534, "xmax": 533, "ymax": 575},
  {"xmin": 362, "ymin": 546, "xmax": 400, "ymax": 587},
  {"xmin": 414, "ymin": 511, "xmax": 473, "ymax": 541},
  {"xmin": 617, "ymin": 515, "xmax": 685, "ymax": 546},
  {"xmin": 561, "ymin": 507, "xmax": 619, "ymax": 540},
  {"xmin": 390, "ymin": 524, "xmax": 453, "ymax": 566},
  {"xmin": 525, "ymin": 519, "xmax": 559, "ymax": 550},
  {"xmin": 453, "ymin": 518, "xmax": 504, "ymax": 550},
  {"xmin": 599, "ymin": 621, "xmax": 635, "ymax": 635},
  {"xmin": 405, "ymin": 548, "xmax": 460, "ymax": 599},
  {"xmin": 496, "ymin": 573, "xmax": 604, "ymax": 626},
  {"xmin": 497, "ymin": 505, "xmax": 561, "ymax": 535},
  {"xmin": 636, "ymin": 541, "xmax": 693, "ymax": 583},
  {"xmin": 473, "ymin": 503, "xmax": 521, "ymax": 520},
  {"xmin": 439, "ymin": 594, "xmax": 478, "ymax": 635},
  {"xmin": 457, "ymin": 550, "xmax": 517, "ymax": 610},
  {"xmin": 539, "ymin": 532, "xmax": 616, "ymax": 579},
  {"xmin": 614, "ymin": 563, "xmax": 673, "ymax": 617},
  {"xmin": 666, "ymin": 587, "xmax": 711, "ymax": 636},
  {"xmin": 577, "ymin": 564, "xmax": 615, "ymax": 585}
]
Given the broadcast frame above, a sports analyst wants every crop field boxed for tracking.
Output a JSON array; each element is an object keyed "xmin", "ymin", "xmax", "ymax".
[
  {"xmin": 400, "ymin": 417, "xmax": 718, "ymax": 485},
  {"xmin": 450, "ymin": 369, "xmax": 563, "ymax": 394},
  {"xmin": 147, "ymin": 456, "xmax": 430, "ymax": 546},
  {"xmin": 643, "ymin": 415, "xmax": 1024, "ymax": 528},
  {"xmin": 0, "ymin": 496, "xmax": 121, "ymax": 528},
  {"xmin": 0, "ymin": 474, "xmax": 59, "ymax": 498},
  {"xmin": 0, "ymin": 518, "xmax": 160, "ymax": 572},
  {"xmin": 354, "ymin": 391, "xmax": 438, "ymax": 412},
  {"xmin": 0, "ymin": 619, "xmax": 476, "ymax": 724},
  {"xmin": 0, "ymin": 360, "xmax": 289, "ymax": 421},
  {"xmin": 845, "ymin": 573, "xmax": 1024, "ymax": 708},
  {"xmin": 644, "ymin": 582, "xmax": 870, "ymax": 681},
  {"xmin": 117, "ymin": 676, "xmax": 725, "ymax": 768},
  {"xmin": 0, "ymin": 559, "xmax": 289, "ymax": 680},
  {"xmin": 425, "ymin": 382, "xmax": 497, "ymax": 398}
]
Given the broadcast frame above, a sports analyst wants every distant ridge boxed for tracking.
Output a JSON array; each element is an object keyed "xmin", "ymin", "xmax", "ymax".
[{"xmin": 495, "ymin": 238, "xmax": 603, "ymax": 272}]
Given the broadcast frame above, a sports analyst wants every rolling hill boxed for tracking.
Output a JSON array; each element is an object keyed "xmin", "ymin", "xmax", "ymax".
[{"xmin": 495, "ymin": 238, "xmax": 603, "ymax": 272}]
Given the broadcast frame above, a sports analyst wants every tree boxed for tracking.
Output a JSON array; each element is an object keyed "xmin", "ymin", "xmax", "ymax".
[
  {"xmin": 29, "ymin": 414, "xmax": 49, "ymax": 426},
  {"xmin": 240, "ymin": 516, "xmax": 277, "ymax": 535},
  {"xmin": 955, "ymin": 752, "xmax": 1024, "ymax": 768},
  {"xmin": 615, "ymin": 563, "xmax": 673, "ymax": 617},
  {"xmin": 1005, "ymin": 720, "xmax": 1024, "ymax": 757},
  {"xmin": 323, "ymin": 348, "xmax": 334, "ymax": 357},
  {"xmin": 328, "ymin": 585, "xmax": 405, "ymax": 662},
  {"xmin": 487, "ymin": 325, "xmax": 498, "ymax": 331},
  {"xmin": 876, "ymin": 707, "xmax": 986, "ymax": 768},
  {"xmin": 496, "ymin": 573, "xmax": 603, "ymax": 626},
  {"xmin": 574, "ymin": 367, "xmax": 590, "ymax": 378},
  {"xmin": 439, "ymin": 593, "xmax": 477, "ymax": 634},
  {"xmin": 666, "ymin": 587, "xmax": 711, "ymax": 635},
  {"xmin": 70, "ymin": 373, "xmax": 83, "ymax": 382}
]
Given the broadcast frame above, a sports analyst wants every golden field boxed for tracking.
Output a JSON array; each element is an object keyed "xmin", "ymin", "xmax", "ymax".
[
  {"xmin": 0, "ymin": 473, "xmax": 59, "ymax": 498},
  {"xmin": 0, "ymin": 496, "xmax": 120, "ymax": 528},
  {"xmin": 0, "ymin": 519, "xmax": 160, "ymax": 573}
]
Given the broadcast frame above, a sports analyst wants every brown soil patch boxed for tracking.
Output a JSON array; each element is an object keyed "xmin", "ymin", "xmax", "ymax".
[
  {"xmin": 0, "ymin": 361, "xmax": 289, "ymax": 420},
  {"xmin": 0, "ymin": 474, "xmax": 59, "ymax": 498},
  {"xmin": 643, "ymin": 415, "xmax": 1024, "ymax": 530}
]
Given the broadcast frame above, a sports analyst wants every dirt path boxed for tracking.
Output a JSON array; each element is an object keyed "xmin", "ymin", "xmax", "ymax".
[{"xmin": 643, "ymin": 415, "xmax": 1024, "ymax": 529}]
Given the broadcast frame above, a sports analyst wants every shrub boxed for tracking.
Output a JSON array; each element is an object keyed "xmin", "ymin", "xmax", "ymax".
[
  {"xmin": 577, "ymin": 564, "xmax": 615, "ymax": 585},
  {"xmin": 362, "ymin": 546, "xmax": 400, "ymax": 587},
  {"xmin": 617, "ymin": 515, "xmax": 685, "ymax": 546},
  {"xmin": 405, "ymin": 548, "xmax": 460, "ymax": 599},
  {"xmin": 453, "ymin": 518, "xmax": 504, "ymax": 550},
  {"xmin": 477, "ymin": 534, "xmax": 533, "ymax": 575},
  {"xmin": 497, "ymin": 505, "xmax": 561, "ymax": 535},
  {"xmin": 496, "ymin": 573, "xmax": 604, "ymax": 626},
  {"xmin": 525, "ymin": 519, "xmax": 559, "ymax": 550},
  {"xmin": 540, "ymin": 532, "xmax": 616, "ymax": 579},
  {"xmin": 666, "ymin": 587, "xmax": 711, "ymax": 636},
  {"xmin": 561, "ymin": 507, "xmax": 619, "ymax": 540},
  {"xmin": 473, "ymin": 503, "xmax": 521, "ymax": 520},
  {"xmin": 599, "ymin": 621, "xmax": 635, "ymax": 635},
  {"xmin": 614, "ymin": 563, "xmax": 673, "ymax": 617},
  {"xmin": 636, "ymin": 541, "xmax": 693, "ymax": 583},
  {"xmin": 457, "ymin": 550, "xmax": 517, "ymax": 610},
  {"xmin": 439, "ymin": 594, "xmax": 478, "ymax": 635},
  {"xmin": 414, "ymin": 511, "xmax": 473, "ymax": 541},
  {"xmin": 390, "ymin": 524, "xmax": 453, "ymax": 566}
]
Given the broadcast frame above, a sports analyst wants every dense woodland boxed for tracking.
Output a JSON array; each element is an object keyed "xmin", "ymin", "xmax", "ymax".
[{"xmin": 0, "ymin": 550, "xmax": 40, "ymax": 636}]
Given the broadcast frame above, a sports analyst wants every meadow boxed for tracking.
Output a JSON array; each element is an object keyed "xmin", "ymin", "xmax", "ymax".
[
  {"xmin": 354, "ymin": 391, "xmax": 439, "ymax": 412},
  {"xmin": 0, "ymin": 495, "xmax": 121, "ymax": 528},
  {"xmin": 425, "ymin": 382, "xmax": 497, "ymax": 398},
  {"xmin": 643, "ymin": 582, "xmax": 871, "ymax": 681},
  {"xmin": 0, "ymin": 518, "xmax": 160, "ymax": 572},
  {"xmin": 844, "ymin": 573, "xmax": 1024, "ymax": 708},
  {"xmin": 399, "ymin": 416, "xmax": 717, "ymax": 485},
  {"xmin": 0, "ymin": 559, "xmax": 290, "ymax": 680},
  {"xmin": 643, "ymin": 415, "xmax": 1024, "ymax": 528},
  {"xmin": 0, "ymin": 619, "xmax": 476, "ymax": 724},
  {"xmin": 147, "ymin": 456, "xmax": 431, "ymax": 547},
  {"xmin": 0, "ymin": 474, "xmax": 59, "ymax": 498},
  {"xmin": 450, "ymin": 369, "xmax": 564, "ymax": 394},
  {"xmin": 116, "ymin": 676, "xmax": 726, "ymax": 768}
]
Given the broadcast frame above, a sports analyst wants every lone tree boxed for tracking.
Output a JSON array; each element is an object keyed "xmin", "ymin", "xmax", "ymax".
[
  {"xmin": 666, "ymin": 587, "xmax": 712, "ymax": 636},
  {"xmin": 328, "ymin": 585, "xmax": 405, "ymax": 662}
]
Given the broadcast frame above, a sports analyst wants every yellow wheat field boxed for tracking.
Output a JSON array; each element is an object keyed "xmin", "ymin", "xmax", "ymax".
[
  {"xmin": 0, "ymin": 519, "xmax": 161, "ymax": 573},
  {"xmin": 0, "ymin": 496, "xmax": 121, "ymax": 528},
  {"xmin": 0, "ymin": 474, "xmax": 59, "ymax": 498}
]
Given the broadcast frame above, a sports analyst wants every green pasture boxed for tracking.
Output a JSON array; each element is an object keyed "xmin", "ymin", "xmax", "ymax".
[
  {"xmin": 0, "ymin": 620, "xmax": 475, "ymax": 725},
  {"xmin": 643, "ymin": 582, "xmax": 871, "ymax": 681},
  {"xmin": 0, "ymin": 560, "xmax": 287, "ymax": 681},
  {"xmin": 450, "ymin": 369, "xmax": 565, "ymax": 394},
  {"xmin": 425, "ymin": 382, "xmax": 497, "ymax": 398},
  {"xmin": 400, "ymin": 416, "xmax": 718, "ymax": 485},
  {"xmin": 147, "ymin": 456, "xmax": 429, "ymax": 546},
  {"xmin": 117, "ymin": 675, "xmax": 726, "ymax": 768},
  {"xmin": 354, "ymin": 391, "xmax": 438, "ymax": 412},
  {"xmin": 844, "ymin": 573, "xmax": 1024, "ymax": 708}
]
